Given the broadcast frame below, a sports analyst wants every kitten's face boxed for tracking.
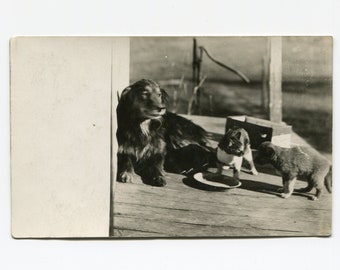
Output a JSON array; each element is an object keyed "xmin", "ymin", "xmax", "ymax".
[
  {"xmin": 218, "ymin": 127, "xmax": 249, "ymax": 157},
  {"xmin": 219, "ymin": 137, "xmax": 245, "ymax": 156}
]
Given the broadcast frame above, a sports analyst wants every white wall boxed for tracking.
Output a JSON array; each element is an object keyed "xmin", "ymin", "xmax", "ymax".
[{"xmin": 11, "ymin": 37, "xmax": 129, "ymax": 238}]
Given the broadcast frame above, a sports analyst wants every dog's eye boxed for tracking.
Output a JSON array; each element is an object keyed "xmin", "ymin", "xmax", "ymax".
[{"xmin": 141, "ymin": 91, "xmax": 150, "ymax": 97}]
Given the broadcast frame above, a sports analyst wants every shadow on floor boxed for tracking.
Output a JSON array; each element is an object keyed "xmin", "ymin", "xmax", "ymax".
[
  {"xmin": 182, "ymin": 177, "xmax": 233, "ymax": 192},
  {"xmin": 183, "ymin": 175, "xmax": 313, "ymax": 200}
]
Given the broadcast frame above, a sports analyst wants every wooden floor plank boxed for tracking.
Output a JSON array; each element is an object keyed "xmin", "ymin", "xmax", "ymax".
[
  {"xmin": 113, "ymin": 115, "xmax": 332, "ymax": 238},
  {"xmin": 113, "ymin": 170, "xmax": 331, "ymax": 237}
]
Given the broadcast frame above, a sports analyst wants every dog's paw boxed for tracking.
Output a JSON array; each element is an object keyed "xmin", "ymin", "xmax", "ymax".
[
  {"xmin": 118, "ymin": 171, "xmax": 134, "ymax": 183},
  {"xmin": 152, "ymin": 176, "xmax": 167, "ymax": 187},
  {"xmin": 280, "ymin": 193, "xmax": 291, "ymax": 199},
  {"xmin": 251, "ymin": 169, "xmax": 258, "ymax": 175},
  {"xmin": 310, "ymin": 195, "xmax": 319, "ymax": 201}
]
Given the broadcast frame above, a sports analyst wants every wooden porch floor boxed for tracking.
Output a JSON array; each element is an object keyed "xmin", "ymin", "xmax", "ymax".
[{"xmin": 113, "ymin": 115, "xmax": 332, "ymax": 238}]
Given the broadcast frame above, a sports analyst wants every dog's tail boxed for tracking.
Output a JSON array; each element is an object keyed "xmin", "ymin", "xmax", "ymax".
[
  {"xmin": 163, "ymin": 112, "xmax": 217, "ymax": 174},
  {"xmin": 163, "ymin": 112, "xmax": 210, "ymax": 149},
  {"xmin": 324, "ymin": 165, "xmax": 332, "ymax": 194}
]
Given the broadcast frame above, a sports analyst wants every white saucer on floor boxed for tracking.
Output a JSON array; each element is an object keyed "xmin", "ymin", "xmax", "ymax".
[{"xmin": 193, "ymin": 172, "xmax": 242, "ymax": 189}]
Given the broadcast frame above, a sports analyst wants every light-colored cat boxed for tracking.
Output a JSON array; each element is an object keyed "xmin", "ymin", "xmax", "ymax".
[{"xmin": 217, "ymin": 127, "xmax": 258, "ymax": 186}]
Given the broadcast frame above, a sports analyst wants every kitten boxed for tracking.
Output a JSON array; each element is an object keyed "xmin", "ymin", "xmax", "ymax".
[{"xmin": 217, "ymin": 126, "xmax": 258, "ymax": 186}]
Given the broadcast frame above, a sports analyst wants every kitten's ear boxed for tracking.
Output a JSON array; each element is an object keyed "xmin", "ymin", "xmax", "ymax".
[
  {"xmin": 244, "ymin": 135, "xmax": 250, "ymax": 145},
  {"xmin": 236, "ymin": 131, "xmax": 242, "ymax": 140},
  {"xmin": 161, "ymin": 88, "xmax": 169, "ymax": 103}
]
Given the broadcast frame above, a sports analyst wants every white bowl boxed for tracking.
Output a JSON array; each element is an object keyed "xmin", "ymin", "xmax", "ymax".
[{"xmin": 193, "ymin": 172, "xmax": 242, "ymax": 189}]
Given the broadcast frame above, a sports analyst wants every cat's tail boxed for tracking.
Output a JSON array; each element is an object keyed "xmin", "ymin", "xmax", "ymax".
[{"xmin": 325, "ymin": 165, "xmax": 332, "ymax": 194}]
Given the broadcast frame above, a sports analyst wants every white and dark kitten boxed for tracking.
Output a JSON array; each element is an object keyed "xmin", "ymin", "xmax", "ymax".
[{"xmin": 217, "ymin": 126, "xmax": 258, "ymax": 186}]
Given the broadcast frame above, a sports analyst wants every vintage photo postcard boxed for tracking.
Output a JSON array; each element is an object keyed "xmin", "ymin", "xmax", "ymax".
[{"xmin": 10, "ymin": 36, "xmax": 332, "ymax": 238}]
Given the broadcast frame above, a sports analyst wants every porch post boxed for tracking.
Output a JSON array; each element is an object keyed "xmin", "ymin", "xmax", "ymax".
[{"xmin": 268, "ymin": 36, "xmax": 283, "ymax": 123}]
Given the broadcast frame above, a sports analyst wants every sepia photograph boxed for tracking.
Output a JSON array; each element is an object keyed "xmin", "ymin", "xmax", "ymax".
[{"xmin": 10, "ymin": 36, "xmax": 332, "ymax": 238}]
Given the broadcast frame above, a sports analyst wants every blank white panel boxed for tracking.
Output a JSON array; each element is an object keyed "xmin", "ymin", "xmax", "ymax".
[{"xmin": 11, "ymin": 37, "xmax": 129, "ymax": 238}]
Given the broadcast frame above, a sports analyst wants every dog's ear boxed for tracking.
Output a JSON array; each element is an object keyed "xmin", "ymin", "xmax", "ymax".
[
  {"xmin": 120, "ymin": 86, "xmax": 132, "ymax": 99},
  {"xmin": 265, "ymin": 145, "xmax": 276, "ymax": 159},
  {"xmin": 161, "ymin": 88, "xmax": 169, "ymax": 103},
  {"xmin": 118, "ymin": 86, "xmax": 135, "ymax": 105}
]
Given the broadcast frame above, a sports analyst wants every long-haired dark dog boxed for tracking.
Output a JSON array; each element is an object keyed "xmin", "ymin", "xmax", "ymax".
[{"xmin": 117, "ymin": 79, "xmax": 212, "ymax": 186}]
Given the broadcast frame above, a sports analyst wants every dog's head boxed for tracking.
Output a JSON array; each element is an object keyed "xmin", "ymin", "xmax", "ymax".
[
  {"xmin": 218, "ymin": 126, "xmax": 250, "ymax": 157},
  {"xmin": 118, "ymin": 79, "xmax": 168, "ymax": 121},
  {"xmin": 255, "ymin": 141, "xmax": 277, "ymax": 165}
]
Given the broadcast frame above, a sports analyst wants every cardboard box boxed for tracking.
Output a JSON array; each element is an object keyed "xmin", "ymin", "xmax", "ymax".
[{"xmin": 225, "ymin": 115, "xmax": 292, "ymax": 148}]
